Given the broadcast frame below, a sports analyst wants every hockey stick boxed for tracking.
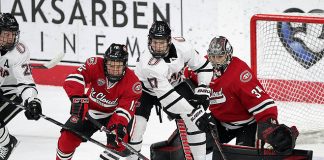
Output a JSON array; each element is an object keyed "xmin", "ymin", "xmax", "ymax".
[
  {"xmin": 86, "ymin": 113, "xmax": 150, "ymax": 160},
  {"xmin": 175, "ymin": 119, "xmax": 194, "ymax": 160},
  {"xmin": 31, "ymin": 52, "xmax": 66, "ymax": 69},
  {"xmin": 0, "ymin": 96, "xmax": 127, "ymax": 160},
  {"xmin": 209, "ymin": 125, "xmax": 228, "ymax": 160}
]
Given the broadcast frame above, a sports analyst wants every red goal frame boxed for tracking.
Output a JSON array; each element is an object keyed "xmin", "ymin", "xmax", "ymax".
[{"xmin": 249, "ymin": 14, "xmax": 324, "ymax": 104}]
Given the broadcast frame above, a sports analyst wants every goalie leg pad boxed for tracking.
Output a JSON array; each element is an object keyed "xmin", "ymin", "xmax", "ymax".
[{"xmin": 150, "ymin": 129, "xmax": 190, "ymax": 160}]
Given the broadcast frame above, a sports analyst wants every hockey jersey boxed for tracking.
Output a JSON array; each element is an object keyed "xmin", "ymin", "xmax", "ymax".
[
  {"xmin": 186, "ymin": 57, "xmax": 278, "ymax": 129},
  {"xmin": 64, "ymin": 57, "xmax": 142, "ymax": 126},
  {"xmin": 135, "ymin": 38, "xmax": 213, "ymax": 115},
  {"xmin": 0, "ymin": 42, "xmax": 38, "ymax": 102}
]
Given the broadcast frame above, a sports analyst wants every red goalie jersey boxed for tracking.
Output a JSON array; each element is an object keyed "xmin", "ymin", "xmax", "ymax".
[
  {"xmin": 63, "ymin": 57, "xmax": 142, "ymax": 126},
  {"xmin": 185, "ymin": 56, "xmax": 278, "ymax": 129}
]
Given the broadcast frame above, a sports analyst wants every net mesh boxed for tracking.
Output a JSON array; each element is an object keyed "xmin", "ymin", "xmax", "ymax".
[{"xmin": 254, "ymin": 14, "xmax": 324, "ymax": 138}]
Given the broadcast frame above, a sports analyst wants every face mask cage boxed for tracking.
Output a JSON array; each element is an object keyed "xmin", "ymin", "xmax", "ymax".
[{"xmin": 148, "ymin": 36, "xmax": 171, "ymax": 58}]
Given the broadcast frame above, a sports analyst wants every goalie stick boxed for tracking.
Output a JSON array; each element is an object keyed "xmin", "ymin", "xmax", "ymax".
[
  {"xmin": 0, "ymin": 96, "xmax": 127, "ymax": 160},
  {"xmin": 86, "ymin": 113, "xmax": 150, "ymax": 160},
  {"xmin": 31, "ymin": 52, "xmax": 66, "ymax": 69},
  {"xmin": 209, "ymin": 124, "xmax": 228, "ymax": 160}
]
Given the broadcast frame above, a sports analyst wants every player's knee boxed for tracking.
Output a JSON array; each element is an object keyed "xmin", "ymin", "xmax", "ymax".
[{"xmin": 57, "ymin": 130, "xmax": 82, "ymax": 153}]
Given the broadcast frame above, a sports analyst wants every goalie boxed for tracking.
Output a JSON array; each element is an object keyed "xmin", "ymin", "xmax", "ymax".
[{"xmin": 185, "ymin": 36, "xmax": 299, "ymax": 156}]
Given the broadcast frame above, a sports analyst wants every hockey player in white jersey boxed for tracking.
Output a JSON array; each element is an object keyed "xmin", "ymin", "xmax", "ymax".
[
  {"xmin": 128, "ymin": 21, "xmax": 213, "ymax": 160},
  {"xmin": 0, "ymin": 13, "xmax": 42, "ymax": 160}
]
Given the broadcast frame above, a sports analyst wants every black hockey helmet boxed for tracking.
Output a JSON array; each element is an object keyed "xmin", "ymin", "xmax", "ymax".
[
  {"xmin": 148, "ymin": 21, "xmax": 172, "ymax": 58},
  {"xmin": 0, "ymin": 13, "xmax": 20, "ymax": 52},
  {"xmin": 104, "ymin": 43, "xmax": 128, "ymax": 82},
  {"xmin": 207, "ymin": 36, "xmax": 233, "ymax": 72}
]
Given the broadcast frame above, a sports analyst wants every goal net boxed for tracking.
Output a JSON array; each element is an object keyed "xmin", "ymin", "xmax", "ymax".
[{"xmin": 250, "ymin": 14, "xmax": 324, "ymax": 143}]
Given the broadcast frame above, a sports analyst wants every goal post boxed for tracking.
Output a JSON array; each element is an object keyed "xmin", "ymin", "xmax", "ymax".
[{"xmin": 250, "ymin": 14, "xmax": 324, "ymax": 141}]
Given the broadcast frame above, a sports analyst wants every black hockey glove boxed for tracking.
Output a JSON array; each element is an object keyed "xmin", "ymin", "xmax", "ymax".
[
  {"xmin": 24, "ymin": 98, "xmax": 42, "ymax": 120},
  {"xmin": 70, "ymin": 95, "xmax": 88, "ymax": 118},
  {"xmin": 188, "ymin": 105, "xmax": 211, "ymax": 133},
  {"xmin": 258, "ymin": 119, "xmax": 299, "ymax": 154},
  {"xmin": 189, "ymin": 84, "xmax": 211, "ymax": 110},
  {"xmin": 106, "ymin": 123, "xmax": 127, "ymax": 151}
]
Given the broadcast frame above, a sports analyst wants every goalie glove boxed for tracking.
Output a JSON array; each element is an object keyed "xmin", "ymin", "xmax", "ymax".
[
  {"xmin": 258, "ymin": 118, "xmax": 299, "ymax": 154},
  {"xmin": 189, "ymin": 84, "xmax": 211, "ymax": 110}
]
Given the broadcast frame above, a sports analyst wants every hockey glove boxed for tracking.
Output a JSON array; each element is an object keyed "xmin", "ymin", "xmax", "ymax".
[
  {"xmin": 258, "ymin": 119, "xmax": 299, "ymax": 154},
  {"xmin": 189, "ymin": 84, "xmax": 211, "ymax": 110},
  {"xmin": 24, "ymin": 98, "xmax": 42, "ymax": 120},
  {"xmin": 70, "ymin": 95, "xmax": 88, "ymax": 119},
  {"xmin": 188, "ymin": 105, "xmax": 210, "ymax": 133},
  {"xmin": 106, "ymin": 123, "xmax": 128, "ymax": 152}
]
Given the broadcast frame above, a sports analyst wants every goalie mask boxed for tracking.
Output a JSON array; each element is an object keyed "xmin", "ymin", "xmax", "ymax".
[
  {"xmin": 207, "ymin": 36, "xmax": 233, "ymax": 73},
  {"xmin": 148, "ymin": 21, "xmax": 172, "ymax": 58},
  {"xmin": 0, "ymin": 13, "xmax": 20, "ymax": 52},
  {"xmin": 104, "ymin": 43, "xmax": 128, "ymax": 83}
]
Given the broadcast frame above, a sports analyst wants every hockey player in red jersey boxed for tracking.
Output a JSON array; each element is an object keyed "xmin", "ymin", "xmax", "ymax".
[
  {"xmin": 55, "ymin": 43, "xmax": 142, "ymax": 160},
  {"xmin": 185, "ymin": 36, "xmax": 299, "ymax": 154}
]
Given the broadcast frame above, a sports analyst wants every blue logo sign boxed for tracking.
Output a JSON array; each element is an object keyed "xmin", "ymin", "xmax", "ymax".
[{"xmin": 277, "ymin": 8, "xmax": 324, "ymax": 69}]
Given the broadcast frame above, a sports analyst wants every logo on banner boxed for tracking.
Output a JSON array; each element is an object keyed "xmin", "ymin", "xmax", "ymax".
[{"xmin": 277, "ymin": 8, "xmax": 324, "ymax": 69}]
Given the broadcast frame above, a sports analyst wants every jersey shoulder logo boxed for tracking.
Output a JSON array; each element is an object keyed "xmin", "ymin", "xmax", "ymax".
[
  {"xmin": 240, "ymin": 70, "xmax": 252, "ymax": 83},
  {"xmin": 132, "ymin": 81, "xmax": 142, "ymax": 94}
]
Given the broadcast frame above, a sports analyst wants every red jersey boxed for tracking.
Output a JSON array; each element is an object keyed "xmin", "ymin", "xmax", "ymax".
[
  {"xmin": 63, "ymin": 57, "xmax": 142, "ymax": 126},
  {"xmin": 186, "ymin": 57, "xmax": 277, "ymax": 129}
]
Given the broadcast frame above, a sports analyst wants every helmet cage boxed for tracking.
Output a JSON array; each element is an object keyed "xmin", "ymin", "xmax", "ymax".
[
  {"xmin": 207, "ymin": 36, "xmax": 233, "ymax": 71},
  {"xmin": 0, "ymin": 13, "xmax": 20, "ymax": 51},
  {"xmin": 104, "ymin": 44, "xmax": 128, "ymax": 82}
]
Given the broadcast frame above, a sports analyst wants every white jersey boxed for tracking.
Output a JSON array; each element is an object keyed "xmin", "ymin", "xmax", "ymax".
[
  {"xmin": 135, "ymin": 38, "xmax": 213, "ymax": 114},
  {"xmin": 0, "ymin": 42, "xmax": 38, "ymax": 103}
]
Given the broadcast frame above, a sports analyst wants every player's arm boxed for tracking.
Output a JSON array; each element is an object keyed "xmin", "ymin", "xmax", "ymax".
[
  {"xmin": 63, "ymin": 57, "xmax": 94, "ymax": 98},
  {"xmin": 183, "ymin": 46, "xmax": 213, "ymax": 86},
  {"xmin": 105, "ymin": 80, "xmax": 142, "ymax": 152},
  {"xmin": 12, "ymin": 46, "xmax": 41, "ymax": 120},
  {"xmin": 109, "ymin": 81, "xmax": 142, "ymax": 127},
  {"xmin": 184, "ymin": 48, "xmax": 213, "ymax": 110},
  {"xmin": 183, "ymin": 67, "xmax": 199, "ymax": 86}
]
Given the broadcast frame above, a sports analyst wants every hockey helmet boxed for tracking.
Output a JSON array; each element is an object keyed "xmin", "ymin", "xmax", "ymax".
[
  {"xmin": 0, "ymin": 13, "xmax": 20, "ymax": 52},
  {"xmin": 148, "ymin": 21, "xmax": 172, "ymax": 58},
  {"xmin": 104, "ymin": 43, "xmax": 128, "ymax": 82},
  {"xmin": 207, "ymin": 36, "xmax": 233, "ymax": 72}
]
